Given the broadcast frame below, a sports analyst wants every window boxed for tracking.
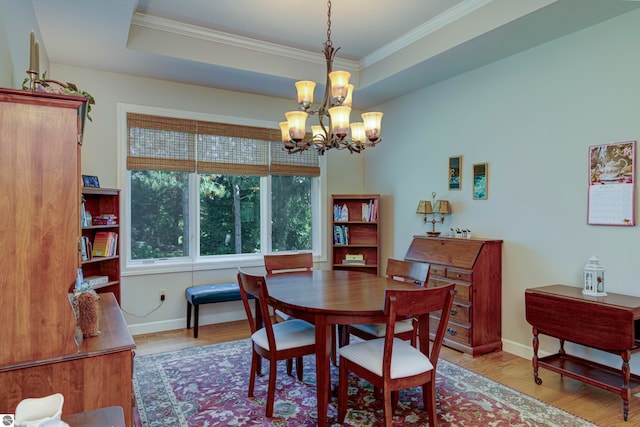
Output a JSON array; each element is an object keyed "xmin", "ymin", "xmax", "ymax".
[
  {"xmin": 199, "ymin": 174, "xmax": 261, "ymax": 256},
  {"xmin": 123, "ymin": 109, "xmax": 323, "ymax": 270}
]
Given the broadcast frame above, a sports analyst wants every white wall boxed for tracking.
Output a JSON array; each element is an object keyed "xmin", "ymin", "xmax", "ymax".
[
  {"xmin": 0, "ymin": 0, "xmax": 43, "ymax": 88},
  {"xmin": 365, "ymin": 9, "xmax": 640, "ymax": 368}
]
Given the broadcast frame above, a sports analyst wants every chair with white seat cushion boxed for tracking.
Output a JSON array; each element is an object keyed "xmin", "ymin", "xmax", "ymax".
[
  {"xmin": 264, "ymin": 252, "xmax": 341, "ymax": 367},
  {"xmin": 264, "ymin": 252, "xmax": 323, "ymax": 371},
  {"xmin": 338, "ymin": 284, "xmax": 456, "ymax": 427},
  {"xmin": 237, "ymin": 268, "xmax": 316, "ymax": 418},
  {"xmin": 347, "ymin": 258, "xmax": 429, "ymax": 346}
]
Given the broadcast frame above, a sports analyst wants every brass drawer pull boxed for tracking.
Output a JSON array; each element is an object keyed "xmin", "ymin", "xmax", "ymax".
[
  {"xmin": 450, "ymin": 308, "xmax": 458, "ymax": 315},
  {"xmin": 446, "ymin": 327, "xmax": 457, "ymax": 336}
]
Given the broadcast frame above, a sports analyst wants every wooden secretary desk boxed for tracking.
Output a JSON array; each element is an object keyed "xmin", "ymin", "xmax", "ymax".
[
  {"xmin": 404, "ymin": 236, "xmax": 503, "ymax": 357},
  {"xmin": 525, "ymin": 284, "xmax": 640, "ymax": 421},
  {"xmin": 0, "ymin": 89, "xmax": 135, "ymax": 426}
]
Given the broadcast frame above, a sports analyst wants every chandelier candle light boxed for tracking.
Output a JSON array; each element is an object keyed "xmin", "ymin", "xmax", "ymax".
[{"xmin": 280, "ymin": 0, "xmax": 383, "ymax": 155}]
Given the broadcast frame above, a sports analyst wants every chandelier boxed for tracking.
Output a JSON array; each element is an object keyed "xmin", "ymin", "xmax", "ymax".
[{"xmin": 279, "ymin": 0, "xmax": 383, "ymax": 155}]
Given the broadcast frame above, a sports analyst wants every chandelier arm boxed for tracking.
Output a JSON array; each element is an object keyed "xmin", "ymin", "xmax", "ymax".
[{"xmin": 320, "ymin": 43, "xmax": 336, "ymax": 115}]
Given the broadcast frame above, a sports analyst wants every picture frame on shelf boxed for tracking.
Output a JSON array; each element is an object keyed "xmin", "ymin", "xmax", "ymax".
[
  {"xmin": 448, "ymin": 155, "xmax": 462, "ymax": 190},
  {"xmin": 82, "ymin": 175, "xmax": 100, "ymax": 188},
  {"xmin": 473, "ymin": 163, "xmax": 488, "ymax": 200}
]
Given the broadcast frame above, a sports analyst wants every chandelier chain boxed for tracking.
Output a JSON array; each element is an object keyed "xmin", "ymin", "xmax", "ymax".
[{"xmin": 326, "ymin": 0, "xmax": 333, "ymax": 48}]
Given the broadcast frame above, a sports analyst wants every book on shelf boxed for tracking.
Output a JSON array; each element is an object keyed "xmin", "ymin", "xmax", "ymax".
[
  {"xmin": 108, "ymin": 232, "xmax": 118, "ymax": 256},
  {"xmin": 342, "ymin": 259, "xmax": 366, "ymax": 265},
  {"xmin": 92, "ymin": 231, "xmax": 109, "ymax": 257},
  {"xmin": 86, "ymin": 237, "xmax": 92, "ymax": 260},
  {"xmin": 333, "ymin": 204, "xmax": 349, "ymax": 221},
  {"xmin": 76, "ymin": 268, "xmax": 84, "ymax": 290},
  {"xmin": 81, "ymin": 202, "xmax": 93, "ymax": 227},
  {"xmin": 92, "ymin": 231, "xmax": 118, "ymax": 257},
  {"xmin": 85, "ymin": 275, "xmax": 109, "ymax": 288},
  {"xmin": 360, "ymin": 199, "xmax": 379, "ymax": 222},
  {"xmin": 333, "ymin": 225, "xmax": 349, "ymax": 245},
  {"xmin": 81, "ymin": 236, "xmax": 88, "ymax": 261},
  {"xmin": 345, "ymin": 253, "xmax": 364, "ymax": 261},
  {"xmin": 91, "ymin": 214, "xmax": 118, "ymax": 226}
]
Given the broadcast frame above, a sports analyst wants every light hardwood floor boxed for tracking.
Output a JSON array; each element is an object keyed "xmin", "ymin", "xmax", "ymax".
[{"xmin": 134, "ymin": 321, "xmax": 638, "ymax": 426}]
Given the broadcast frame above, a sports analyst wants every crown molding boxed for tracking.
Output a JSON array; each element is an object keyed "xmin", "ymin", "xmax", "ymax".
[
  {"xmin": 361, "ymin": 0, "xmax": 494, "ymax": 68},
  {"xmin": 131, "ymin": 12, "xmax": 358, "ymax": 73}
]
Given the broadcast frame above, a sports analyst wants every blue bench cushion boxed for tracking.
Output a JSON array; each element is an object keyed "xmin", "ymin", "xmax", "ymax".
[
  {"xmin": 185, "ymin": 282, "xmax": 253, "ymax": 305},
  {"xmin": 185, "ymin": 282, "xmax": 254, "ymax": 339}
]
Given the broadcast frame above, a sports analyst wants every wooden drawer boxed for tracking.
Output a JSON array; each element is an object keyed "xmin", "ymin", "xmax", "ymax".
[
  {"xmin": 431, "ymin": 315, "xmax": 471, "ymax": 346},
  {"xmin": 449, "ymin": 301, "xmax": 471, "ymax": 324},
  {"xmin": 429, "ymin": 278, "xmax": 471, "ymax": 302},
  {"xmin": 435, "ymin": 302, "xmax": 470, "ymax": 325},
  {"xmin": 430, "ymin": 265, "xmax": 447, "ymax": 277},
  {"xmin": 446, "ymin": 268, "xmax": 473, "ymax": 283}
]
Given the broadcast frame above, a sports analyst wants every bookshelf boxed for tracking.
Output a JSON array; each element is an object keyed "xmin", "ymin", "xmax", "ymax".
[
  {"xmin": 81, "ymin": 187, "xmax": 121, "ymax": 303},
  {"xmin": 331, "ymin": 194, "xmax": 380, "ymax": 275}
]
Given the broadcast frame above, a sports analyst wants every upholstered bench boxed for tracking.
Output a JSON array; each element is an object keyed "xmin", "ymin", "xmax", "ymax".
[{"xmin": 185, "ymin": 282, "xmax": 253, "ymax": 338}]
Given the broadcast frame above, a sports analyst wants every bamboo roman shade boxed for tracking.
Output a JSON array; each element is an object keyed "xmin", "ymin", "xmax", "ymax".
[
  {"xmin": 127, "ymin": 113, "xmax": 319, "ymax": 176},
  {"xmin": 270, "ymin": 141, "xmax": 320, "ymax": 176}
]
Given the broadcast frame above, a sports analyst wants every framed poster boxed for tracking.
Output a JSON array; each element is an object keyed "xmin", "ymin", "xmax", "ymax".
[
  {"xmin": 588, "ymin": 140, "xmax": 635, "ymax": 226},
  {"xmin": 448, "ymin": 155, "xmax": 462, "ymax": 190},
  {"xmin": 473, "ymin": 163, "xmax": 488, "ymax": 200}
]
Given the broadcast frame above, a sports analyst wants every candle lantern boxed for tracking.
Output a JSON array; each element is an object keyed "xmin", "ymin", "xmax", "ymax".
[{"xmin": 583, "ymin": 255, "xmax": 606, "ymax": 297}]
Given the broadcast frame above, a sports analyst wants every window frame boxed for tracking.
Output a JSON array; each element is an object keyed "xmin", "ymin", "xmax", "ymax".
[{"xmin": 117, "ymin": 103, "xmax": 327, "ymax": 276}]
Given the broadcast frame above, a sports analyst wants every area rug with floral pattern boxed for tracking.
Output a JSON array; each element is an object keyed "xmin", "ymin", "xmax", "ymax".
[{"xmin": 133, "ymin": 339, "xmax": 597, "ymax": 426}]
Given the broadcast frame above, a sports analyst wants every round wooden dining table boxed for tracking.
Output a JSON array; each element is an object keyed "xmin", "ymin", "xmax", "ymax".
[{"xmin": 265, "ymin": 269, "xmax": 420, "ymax": 426}]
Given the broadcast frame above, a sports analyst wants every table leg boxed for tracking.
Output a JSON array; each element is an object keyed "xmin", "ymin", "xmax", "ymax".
[
  {"xmin": 621, "ymin": 349, "xmax": 631, "ymax": 421},
  {"xmin": 315, "ymin": 316, "xmax": 332, "ymax": 426},
  {"xmin": 532, "ymin": 327, "xmax": 542, "ymax": 385}
]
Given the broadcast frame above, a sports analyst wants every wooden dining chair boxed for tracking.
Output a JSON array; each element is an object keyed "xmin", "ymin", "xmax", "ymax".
[
  {"xmin": 263, "ymin": 252, "xmax": 340, "ymax": 366},
  {"xmin": 264, "ymin": 252, "xmax": 315, "ymax": 371},
  {"xmin": 264, "ymin": 252, "xmax": 313, "ymax": 322},
  {"xmin": 237, "ymin": 268, "xmax": 316, "ymax": 418},
  {"xmin": 264, "ymin": 252, "xmax": 313, "ymax": 274},
  {"xmin": 337, "ymin": 284, "xmax": 456, "ymax": 427},
  {"xmin": 347, "ymin": 258, "xmax": 430, "ymax": 346}
]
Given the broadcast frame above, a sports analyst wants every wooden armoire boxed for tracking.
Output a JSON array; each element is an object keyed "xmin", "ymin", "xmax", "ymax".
[{"xmin": 0, "ymin": 88, "xmax": 135, "ymax": 425}]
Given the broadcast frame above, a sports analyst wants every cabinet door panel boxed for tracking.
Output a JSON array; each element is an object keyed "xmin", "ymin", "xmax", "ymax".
[{"xmin": 0, "ymin": 92, "xmax": 82, "ymax": 367}]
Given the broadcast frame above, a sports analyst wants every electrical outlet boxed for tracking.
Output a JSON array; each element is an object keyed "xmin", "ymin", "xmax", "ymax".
[{"xmin": 160, "ymin": 289, "xmax": 166, "ymax": 301}]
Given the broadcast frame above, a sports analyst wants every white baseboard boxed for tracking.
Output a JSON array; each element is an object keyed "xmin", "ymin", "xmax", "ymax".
[
  {"xmin": 502, "ymin": 337, "xmax": 550, "ymax": 359},
  {"xmin": 128, "ymin": 310, "xmax": 247, "ymax": 336}
]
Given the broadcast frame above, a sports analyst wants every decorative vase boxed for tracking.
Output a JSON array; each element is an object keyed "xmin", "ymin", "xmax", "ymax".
[
  {"xmin": 14, "ymin": 393, "xmax": 69, "ymax": 427},
  {"xmin": 77, "ymin": 291, "xmax": 100, "ymax": 337}
]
